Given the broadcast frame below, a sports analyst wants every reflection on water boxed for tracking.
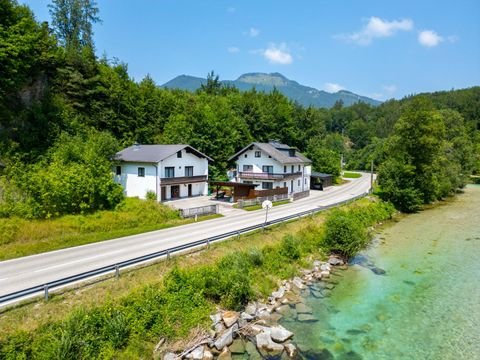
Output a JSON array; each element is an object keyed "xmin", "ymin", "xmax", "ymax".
[{"xmin": 281, "ymin": 185, "xmax": 480, "ymax": 360}]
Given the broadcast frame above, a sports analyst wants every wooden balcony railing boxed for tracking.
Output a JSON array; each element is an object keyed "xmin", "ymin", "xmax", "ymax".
[
  {"xmin": 160, "ymin": 175, "xmax": 207, "ymax": 185},
  {"xmin": 238, "ymin": 171, "xmax": 302, "ymax": 180}
]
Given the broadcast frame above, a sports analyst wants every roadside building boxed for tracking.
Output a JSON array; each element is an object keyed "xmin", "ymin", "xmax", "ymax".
[
  {"xmin": 114, "ymin": 144, "xmax": 212, "ymax": 201},
  {"xmin": 228, "ymin": 140, "xmax": 311, "ymax": 195},
  {"xmin": 310, "ymin": 171, "xmax": 334, "ymax": 190}
]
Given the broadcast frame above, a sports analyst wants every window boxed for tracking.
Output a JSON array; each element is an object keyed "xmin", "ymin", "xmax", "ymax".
[
  {"xmin": 298, "ymin": 165, "xmax": 301, "ymax": 171},
  {"xmin": 185, "ymin": 166, "xmax": 193, "ymax": 177},
  {"xmin": 291, "ymin": 165, "xmax": 294, "ymax": 173},
  {"xmin": 138, "ymin": 167, "xmax": 145, "ymax": 177},
  {"xmin": 244, "ymin": 154, "xmax": 248, "ymax": 158},
  {"xmin": 244, "ymin": 180, "xmax": 253, "ymax": 184},
  {"xmin": 255, "ymin": 151, "xmax": 261, "ymax": 158},
  {"xmin": 116, "ymin": 166, "xmax": 121, "ymax": 176},
  {"xmin": 283, "ymin": 182, "xmax": 287, "ymax": 188},
  {"xmin": 289, "ymin": 149, "xmax": 295, "ymax": 157},
  {"xmin": 262, "ymin": 165, "xmax": 273, "ymax": 173},
  {"xmin": 165, "ymin": 167, "xmax": 175, "ymax": 178},
  {"xmin": 177, "ymin": 151, "xmax": 182, "ymax": 158},
  {"xmin": 243, "ymin": 165, "xmax": 253, "ymax": 171},
  {"xmin": 298, "ymin": 179, "xmax": 301, "ymax": 186},
  {"xmin": 262, "ymin": 182, "xmax": 273, "ymax": 190},
  {"xmin": 305, "ymin": 178, "xmax": 307, "ymax": 184},
  {"xmin": 284, "ymin": 166, "xmax": 287, "ymax": 173}
]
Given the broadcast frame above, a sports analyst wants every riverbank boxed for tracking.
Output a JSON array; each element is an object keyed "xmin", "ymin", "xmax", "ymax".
[
  {"xmin": 280, "ymin": 184, "xmax": 480, "ymax": 359},
  {"xmin": 0, "ymin": 197, "xmax": 394, "ymax": 359}
]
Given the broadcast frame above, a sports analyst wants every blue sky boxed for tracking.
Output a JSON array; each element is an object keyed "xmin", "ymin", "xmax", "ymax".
[{"xmin": 22, "ymin": 0, "xmax": 480, "ymax": 100}]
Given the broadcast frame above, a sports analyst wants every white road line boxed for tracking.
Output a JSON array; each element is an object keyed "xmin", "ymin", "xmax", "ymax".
[{"xmin": 33, "ymin": 253, "xmax": 107, "ymax": 273}]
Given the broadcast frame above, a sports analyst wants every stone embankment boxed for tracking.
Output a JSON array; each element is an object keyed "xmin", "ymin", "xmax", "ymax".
[{"xmin": 162, "ymin": 256, "xmax": 346, "ymax": 359}]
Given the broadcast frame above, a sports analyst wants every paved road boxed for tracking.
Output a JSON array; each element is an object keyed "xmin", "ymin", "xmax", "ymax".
[{"xmin": 0, "ymin": 173, "xmax": 371, "ymax": 298}]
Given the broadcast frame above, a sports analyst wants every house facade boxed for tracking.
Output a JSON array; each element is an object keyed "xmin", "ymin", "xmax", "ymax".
[
  {"xmin": 228, "ymin": 141, "xmax": 311, "ymax": 194},
  {"xmin": 114, "ymin": 144, "xmax": 212, "ymax": 201}
]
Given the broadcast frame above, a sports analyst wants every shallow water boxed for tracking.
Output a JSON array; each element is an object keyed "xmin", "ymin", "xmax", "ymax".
[{"xmin": 281, "ymin": 185, "xmax": 480, "ymax": 360}]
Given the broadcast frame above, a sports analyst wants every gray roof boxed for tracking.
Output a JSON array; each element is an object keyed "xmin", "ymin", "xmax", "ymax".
[
  {"xmin": 229, "ymin": 141, "xmax": 311, "ymax": 165},
  {"xmin": 115, "ymin": 144, "xmax": 213, "ymax": 163}
]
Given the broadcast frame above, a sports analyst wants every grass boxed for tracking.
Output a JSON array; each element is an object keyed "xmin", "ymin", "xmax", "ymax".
[
  {"xmin": 241, "ymin": 199, "xmax": 291, "ymax": 211},
  {"xmin": 0, "ymin": 198, "xmax": 221, "ymax": 261},
  {"xmin": 343, "ymin": 171, "xmax": 362, "ymax": 179},
  {"xmin": 0, "ymin": 196, "xmax": 395, "ymax": 359}
]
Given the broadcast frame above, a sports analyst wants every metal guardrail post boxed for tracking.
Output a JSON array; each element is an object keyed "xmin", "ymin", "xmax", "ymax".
[
  {"xmin": 44, "ymin": 285, "xmax": 49, "ymax": 301},
  {"xmin": 167, "ymin": 250, "xmax": 170, "ymax": 260},
  {"xmin": 207, "ymin": 239, "xmax": 210, "ymax": 249},
  {"xmin": 115, "ymin": 264, "xmax": 120, "ymax": 279}
]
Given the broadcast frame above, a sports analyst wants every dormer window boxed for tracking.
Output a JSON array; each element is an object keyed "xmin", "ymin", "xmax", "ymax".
[
  {"xmin": 177, "ymin": 151, "xmax": 182, "ymax": 158},
  {"xmin": 255, "ymin": 151, "xmax": 261, "ymax": 158}
]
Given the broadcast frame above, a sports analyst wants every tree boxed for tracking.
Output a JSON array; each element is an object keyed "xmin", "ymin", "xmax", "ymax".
[
  {"xmin": 306, "ymin": 137, "xmax": 341, "ymax": 179},
  {"xmin": 200, "ymin": 71, "xmax": 222, "ymax": 95},
  {"xmin": 49, "ymin": 0, "xmax": 100, "ymax": 52}
]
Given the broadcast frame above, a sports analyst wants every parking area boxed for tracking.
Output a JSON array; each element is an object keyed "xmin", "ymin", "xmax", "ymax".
[{"xmin": 163, "ymin": 196, "xmax": 244, "ymax": 217}]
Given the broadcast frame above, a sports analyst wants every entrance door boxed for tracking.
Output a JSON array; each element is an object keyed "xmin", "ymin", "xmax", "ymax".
[
  {"xmin": 171, "ymin": 185, "xmax": 180, "ymax": 198},
  {"xmin": 161, "ymin": 186, "xmax": 166, "ymax": 201},
  {"xmin": 188, "ymin": 184, "xmax": 192, "ymax": 197}
]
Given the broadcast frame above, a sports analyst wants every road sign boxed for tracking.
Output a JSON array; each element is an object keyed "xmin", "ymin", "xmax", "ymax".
[{"xmin": 262, "ymin": 200, "xmax": 273, "ymax": 210}]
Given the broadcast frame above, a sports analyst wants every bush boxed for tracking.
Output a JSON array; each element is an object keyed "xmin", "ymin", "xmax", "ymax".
[
  {"xmin": 323, "ymin": 209, "xmax": 368, "ymax": 258},
  {"xmin": 280, "ymin": 235, "xmax": 301, "ymax": 260},
  {"xmin": 145, "ymin": 191, "xmax": 157, "ymax": 201}
]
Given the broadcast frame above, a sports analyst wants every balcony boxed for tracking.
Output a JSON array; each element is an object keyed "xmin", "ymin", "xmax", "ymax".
[
  {"xmin": 238, "ymin": 171, "xmax": 302, "ymax": 181},
  {"xmin": 160, "ymin": 175, "xmax": 207, "ymax": 185}
]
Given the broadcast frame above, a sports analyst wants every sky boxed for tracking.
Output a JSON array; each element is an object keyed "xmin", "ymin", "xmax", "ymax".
[{"xmin": 22, "ymin": 0, "xmax": 480, "ymax": 100}]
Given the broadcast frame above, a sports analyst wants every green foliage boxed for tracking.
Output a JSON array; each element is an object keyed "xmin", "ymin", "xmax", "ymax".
[
  {"xmin": 306, "ymin": 138, "xmax": 341, "ymax": 178},
  {"xmin": 145, "ymin": 190, "xmax": 156, "ymax": 201},
  {"xmin": 279, "ymin": 234, "xmax": 301, "ymax": 260},
  {"xmin": 343, "ymin": 172, "xmax": 361, "ymax": 178}
]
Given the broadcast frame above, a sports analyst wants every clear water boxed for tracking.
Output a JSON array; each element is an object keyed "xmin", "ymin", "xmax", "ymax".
[{"xmin": 281, "ymin": 185, "xmax": 480, "ymax": 360}]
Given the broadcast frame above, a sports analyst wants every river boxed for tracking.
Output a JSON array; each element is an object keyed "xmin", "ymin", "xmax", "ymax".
[{"xmin": 281, "ymin": 185, "xmax": 480, "ymax": 360}]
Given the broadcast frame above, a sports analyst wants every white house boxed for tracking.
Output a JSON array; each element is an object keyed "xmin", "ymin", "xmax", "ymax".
[
  {"xmin": 228, "ymin": 141, "xmax": 312, "ymax": 194},
  {"xmin": 114, "ymin": 144, "xmax": 212, "ymax": 201}
]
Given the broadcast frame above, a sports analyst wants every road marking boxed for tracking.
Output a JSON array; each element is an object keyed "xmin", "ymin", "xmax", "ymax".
[
  {"xmin": 0, "ymin": 278, "xmax": 9, "ymax": 282},
  {"xmin": 33, "ymin": 254, "xmax": 107, "ymax": 273}
]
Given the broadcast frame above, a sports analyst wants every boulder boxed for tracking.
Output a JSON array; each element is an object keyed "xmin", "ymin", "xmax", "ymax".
[
  {"xmin": 297, "ymin": 313, "xmax": 318, "ymax": 322},
  {"xmin": 296, "ymin": 303, "xmax": 312, "ymax": 314},
  {"xmin": 214, "ymin": 323, "xmax": 238, "ymax": 351},
  {"xmin": 245, "ymin": 341, "xmax": 263, "ymax": 360},
  {"xmin": 162, "ymin": 352, "xmax": 177, "ymax": 360},
  {"xmin": 284, "ymin": 343, "xmax": 298, "ymax": 358},
  {"xmin": 255, "ymin": 332, "xmax": 284, "ymax": 353},
  {"xmin": 270, "ymin": 325, "xmax": 294, "ymax": 343},
  {"xmin": 292, "ymin": 277, "xmax": 306, "ymax": 290},
  {"xmin": 328, "ymin": 257, "xmax": 344, "ymax": 266},
  {"xmin": 202, "ymin": 350, "xmax": 214, "ymax": 360},
  {"xmin": 214, "ymin": 322, "xmax": 226, "ymax": 334},
  {"xmin": 222, "ymin": 311, "xmax": 239, "ymax": 328},
  {"xmin": 320, "ymin": 264, "xmax": 331, "ymax": 271},
  {"xmin": 271, "ymin": 286, "xmax": 286, "ymax": 299},
  {"xmin": 186, "ymin": 346, "xmax": 204, "ymax": 359},
  {"xmin": 210, "ymin": 313, "xmax": 222, "ymax": 325},
  {"xmin": 275, "ymin": 305, "xmax": 291, "ymax": 315},
  {"xmin": 241, "ymin": 312, "xmax": 254, "ymax": 321},
  {"xmin": 320, "ymin": 270, "xmax": 330, "ymax": 278},
  {"xmin": 245, "ymin": 303, "xmax": 257, "ymax": 316},
  {"xmin": 229, "ymin": 339, "xmax": 245, "ymax": 354}
]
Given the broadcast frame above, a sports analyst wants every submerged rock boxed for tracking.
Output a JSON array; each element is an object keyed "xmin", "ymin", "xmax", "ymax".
[
  {"xmin": 229, "ymin": 339, "xmax": 245, "ymax": 354},
  {"xmin": 346, "ymin": 328, "xmax": 367, "ymax": 335},
  {"xmin": 371, "ymin": 267, "xmax": 386, "ymax": 275},
  {"xmin": 301, "ymin": 348, "xmax": 334, "ymax": 360},
  {"xmin": 337, "ymin": 350, "xmax": 363, "ymax": 360},
  {"xmin": 296, "ymin": 303, "xmax": 313, "ymax": 314},
  {"xmin": 297, "ymin": 314, "xmax": 318, "ymax": 322},
  {"xmin": 270, "ymin": 325, "xmax": 294, "ymax": 342}
]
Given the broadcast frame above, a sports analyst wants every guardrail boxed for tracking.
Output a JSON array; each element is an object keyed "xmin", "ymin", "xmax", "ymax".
[{"xmin": 0, "ymin": 191, "xmax": 370, "ymax": 306}]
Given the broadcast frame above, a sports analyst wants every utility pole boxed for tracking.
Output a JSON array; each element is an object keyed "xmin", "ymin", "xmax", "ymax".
[{"xmin": 370, "ymin": 160, "xmax": 374, "ymax": 192}]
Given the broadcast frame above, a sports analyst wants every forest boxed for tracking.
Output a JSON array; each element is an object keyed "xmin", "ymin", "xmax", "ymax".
[{"xmin": 1, "ymin": 0, "xmax": 479, "ymax": 217}]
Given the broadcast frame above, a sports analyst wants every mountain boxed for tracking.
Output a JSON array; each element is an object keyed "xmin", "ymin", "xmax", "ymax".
[{"xmin": 161, "ymin": 72, "xmax": 381, "ymax": 108}]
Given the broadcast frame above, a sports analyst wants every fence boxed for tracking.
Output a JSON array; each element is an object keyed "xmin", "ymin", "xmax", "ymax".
[
  {"xmin": 0, "ymin": 191, "xmax": 370, "ymax": 306},
  {"xmin": 293, "ymin": 190, "xmax": 310, "ymax": 201},
  {"xmin": 179, "ymin": 204, "xmax": 219, "ymax": 218},
  {"xmin": 237, "ymin": 193, "xmax": 290, "ymax": 208}
]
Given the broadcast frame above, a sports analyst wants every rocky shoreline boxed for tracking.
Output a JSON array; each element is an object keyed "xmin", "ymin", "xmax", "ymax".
[{"xmin": 161, "ymin": 255, "xmax": 346, "ymax": 359}]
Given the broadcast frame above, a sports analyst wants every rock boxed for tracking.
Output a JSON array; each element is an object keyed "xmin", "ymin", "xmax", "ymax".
[
  {"xmin": 217, "ymin": 347, "xmax": 231, "ymax": 360},
  {"xmin": 325, "ymin": 283, "xmax": 335, "ymax": 290},
  {"xmin": 284, "ymin": 343, "xmax": 297, "ymax": 358},
  {"xmin": 245, "ymin": 303, "xmax": 257, "ymax": 316},
  {"xmin": 240, "ymin": 312, "xmax": 254, "ymax": 321},
  {"xmin": 311, "ymin": 289, "xmax": 324, "ymax": 298},
  {"xmin": 328, "ymin": 256, "xmax": 344, "ymax": 266},
  {"xmin": 186, "ymin": 346, "xmax": 204, "ymax": 359},
  {"xmin": 284, "ymin": 282, "xmax": 292, "ymax": 291},
  {"xmin": 371, "ymin": 267, "xmax": 386, "ymax": 275},
  {"xmin": 297, "ymin": 313, "xmax": 318, "ymax": 322},
  {"xmin": 257, "ymin": 309, "xmax": 272, "ymax": 321},
  {"xmin": 267, "ymin": 313, "xmax": 283, "ymax": 324},
  {"xmin": 256, "ymin": 332, "xmax": 284, "ymax": 353},
  {"xmin": 245, "ymin": 341, "xmax": 263, "ymax": 360},
  {"xmin": 313, "ymin": 260, "xmax": 322, "ymax": 267},
  {"xmin": 229, "ymin": 339, "xmax": 245, "ymax": 354},
  {"xmin": 320, "ymin": 264, "xmax": 331, "ymax": 271},
  {"xmin": 292, "ymin": 277, "xmax": 306, "ymax": 290},
  {"xmin": 296, "ymin": 303, "xmax": 312, "ymax": 314},
  {"xmin": 275, "ymin": 304, "xmax": 291, "ymax": 315},
  {"xmin": 320, "ymin": 270, "xmax": 330, "ymax": 278},
  {"xmin": 210, "ymin": 313, "xmax": 222, "ymax": 325},
  {"xmin": 214, "ymin": 323, "xmax": 238, "ymax": 351},
  {"xmin": 272, "ymin": 286, "xmax": 286, "ymax": 299},
  {"xmin": 214, "ymin": 322, "xmax": 226, "ymax": 334},
  {"xmin": 222, "ymin": 311, "xmax": 239, "ymax": 328},
  {"xmin": 270, "ymin": 325, "xmax": 294, "ymax": 342},
  {"xmin": 162, "ymin": 352, "xmax": 177, "ymax": 360},
  {"xmin": 202, "ymin": 350, "xmax": 214, "ymax": 360}
]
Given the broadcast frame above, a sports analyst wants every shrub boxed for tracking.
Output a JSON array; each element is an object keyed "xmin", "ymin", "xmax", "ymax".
[
  {"xmin": 279, "ymin": 234, "xmax": 301, "ymax": 260},
  {"xmin": 145, "ymin": 190, "xmax": 157, "ymax": 201}
]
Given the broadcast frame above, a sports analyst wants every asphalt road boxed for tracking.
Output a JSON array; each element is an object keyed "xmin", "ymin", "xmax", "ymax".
[{"xmin": 0, "ymin": 173, "xmax": 371, "ymax": 299}]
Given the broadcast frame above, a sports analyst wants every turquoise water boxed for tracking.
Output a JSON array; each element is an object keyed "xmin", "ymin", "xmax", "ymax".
[{"xmin": 281, "ymin": 185, "xmax": 480, "ymax": 359}]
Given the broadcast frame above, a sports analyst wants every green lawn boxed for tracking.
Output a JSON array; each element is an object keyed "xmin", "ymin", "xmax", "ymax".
[
  {"xmin": 343, "ymin": 171, "xmax": 362, "ymax": 178},
  {"xmin": 0, "ymin": 198, "xmax": 221, "ymax": 260}
]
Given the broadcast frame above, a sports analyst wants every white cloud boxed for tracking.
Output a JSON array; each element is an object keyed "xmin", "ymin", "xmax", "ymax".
[
  {"xmin": 383, "ymin": 84, "xmax": 397, "ymax": 94},
  {"xmin": 248, "ymin": 27, "xmax": 260, "ymax": 37},
  {"xmin": 262, "ymin": 43, "xmax": 293, "ymax": 65},
  {"xmin": 324, "ymin": 83, "xmax": 345, "ymax": 92},
  {"xmin": 418, "ymin": 30, "xmax": 443, "ymax": 47},
  {"xmin": 227, "ymin": 46, "xmax": 240, "ymax": 54},
  {"xmin": 337, "ymin": 16, "xmax": 414, "ymax": 45}
]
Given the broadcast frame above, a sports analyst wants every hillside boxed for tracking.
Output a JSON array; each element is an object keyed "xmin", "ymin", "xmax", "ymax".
[{"xmin": 162, "ymin": 72, "xmax": 382, "ymax": 108}]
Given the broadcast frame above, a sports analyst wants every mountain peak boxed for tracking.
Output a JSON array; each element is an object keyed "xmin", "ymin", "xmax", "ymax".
[{"xmin": 162, "ymin": 73, "xmax": 381, "ymax": 108}]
